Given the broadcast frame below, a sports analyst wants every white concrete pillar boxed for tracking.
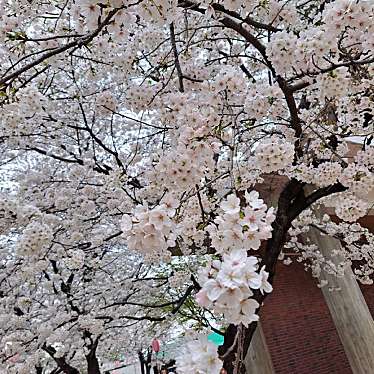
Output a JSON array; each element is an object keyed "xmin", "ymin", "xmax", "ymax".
[
  {"xmin": 305, "ymin": 186, "xmax": 374, "ymax": 374},
  {"xmin": 245, "ymin": 322, "xmax": 275, "ymax": 374}
]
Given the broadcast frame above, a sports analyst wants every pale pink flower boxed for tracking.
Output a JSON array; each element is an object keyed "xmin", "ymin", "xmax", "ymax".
[{"xmin": 220, "ymin": 194, "xmax": 240, "ymax": 214}]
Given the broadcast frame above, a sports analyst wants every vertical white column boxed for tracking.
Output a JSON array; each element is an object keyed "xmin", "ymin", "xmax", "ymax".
[
  {"xmin": 306, "ymin": 225, "xmax": 374, "ymax": 374},
  {"xmin": 304, "ymin": 183, "xmax": 374, "ymax": 374},
  {"xmin": 244, "ymin": 323, "xmax": 275, "ymax": 374}
]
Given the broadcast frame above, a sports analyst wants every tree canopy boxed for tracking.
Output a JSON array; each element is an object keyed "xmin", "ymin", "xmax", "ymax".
[{"xmin": 0, "ymin": 0, "xmax": 373, "ymax": 373}]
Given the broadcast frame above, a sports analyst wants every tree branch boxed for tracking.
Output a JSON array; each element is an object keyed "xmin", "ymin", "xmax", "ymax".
[
  {"xmin": 170, "ymin": 22, "xmax": 184, "ymax": 92},
  {"xmin": 0, "ymin": 8, "xmax": 120, "ymax": 86}
]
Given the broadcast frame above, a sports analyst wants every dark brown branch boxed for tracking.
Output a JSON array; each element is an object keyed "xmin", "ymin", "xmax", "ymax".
[
  {"xmin": 219, "ymin": 17, "xmax": 267, "ymax": 57},
  {"xmin": 42, "ymin": 345, "xmax": 79, "ymax": 374},
  {"xmin": 27, "ymin": 146, "xmax": 84, "ymax": 165},
  {"xmin": 240, "ymin": 63, "xmax": 256, "ymax": 83},
  {"xmin": 289, "ymin": 183, "xmax": 347, "ymax": 221},
  {"xmin": 170, "ymin": 22, "xmax": 184, "ymax": 92},
  {"xmin": 178, "ymin": 1, "xmax": 280, "ymax": 32},
  {"xmin": 78, "ymin": 103, "xmax": 124, "ymax": 169},
  {"xmin": 276, "ymin": 78, "xmax": 303, "ymax": 140}
]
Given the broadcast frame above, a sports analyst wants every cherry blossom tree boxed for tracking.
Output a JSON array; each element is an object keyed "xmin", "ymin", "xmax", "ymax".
[{"xmin": 0, "ymin": 0, "xmax": 373, "ymax": 373}]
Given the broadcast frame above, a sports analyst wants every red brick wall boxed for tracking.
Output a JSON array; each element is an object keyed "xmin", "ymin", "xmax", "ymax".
[{"xmin": 261, "ymin": 262, "xmax": 352, "ymax": 374}]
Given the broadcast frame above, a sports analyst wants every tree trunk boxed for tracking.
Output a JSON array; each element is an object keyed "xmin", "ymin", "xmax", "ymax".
[
  {"xmin": 42, "ymin": 345, "xmax": 80, "ymax": 374},
  {"xmin": 245, "ymin": 323, "xmax": 275, "ymax": 374},
  {"xmin": 86, "ymin": 346, "xmax": 101, "ymax": 374},
  {"xmin": 307, "ymin": 224, "xmax": 374, "ymax": 374},
  {"xmin": 219, "ymin": 323, "xmax": 258, "ymax": 374},
  {"xmin": 50, "ymin": 368, "xmax": 63, "ymax": 374},
  {"xmin": 57, "ymin": 364, "xmax": 79, "ymax": 374}
]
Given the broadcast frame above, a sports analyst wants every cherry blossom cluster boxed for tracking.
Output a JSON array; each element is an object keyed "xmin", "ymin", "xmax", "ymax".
[
  {"xmin": 312, "ymin": 161, "xmax": 374, "ymax": 222},
  {"xmin": 245, "ymin": 86, "xmax": 288, "ymax": 121},
  {"xmin": 1, "ymin": 0, "xmax": 374, "ymax": 371},
  {"xmin": 16, "ymin": 221, "xmax": 53, "ymax": 258},
  {"xmin": 176, "ymin": 335, "xmax": 222, "ymax": 374},
  {"xmin": 125, "ymin": 84, "xmax": 159, "ymax": 113},
  {"xmin": 0, "ymin": 196, "xmax": 17, "ymax": 233},
  {"xmin": 323, "ymin": 0, "xmax": 374, "ymax": 45},
  {"xmin": 211, "ymin": 66, "xmax": 247, "ymax": 96},
  {"xmin": 63, "ymin": 249, "xmax": 86, "ymax": 270},
  {"xmin": 0, "ymin": 86, "xmax": 47, "ymax": 139},
  {"xmin": 154, "ymin": 142, "xmax": 216, "ymax": 191},
  {"xmin": 121, "ymin": 198, "xmax": 178, "ymax": 262},
  {"xmin": 254, "ymin": 136, "xmax": 295, "ymax": 173},
  {"xmin": 72, "ymin": 0, "xmax": 133, "ymax": 31},
  {"xmin": 190, "ymin": 191, "xmax": 274, "ymax": 326},
  {"xmin": 289, "ymin": 158, "xmax": 373, "ymax": 195},
  {"xmin": 146, "ymin": 113, "xmax": 219, "ymax": 192},
  {"xmin": 355, "ymin": 147, "xmax": 374, "ymax": 168},
  {"xmin": 207, "ymin": 192, "xmax": 275, "ymax": 253},
  {"xmin": 137, "ymin": 0, "xmax": 179, "ymax": 24},
  {"xmin": 0, "ymin": 14, "xmax": 20, "ymax": 37},
  {"xmin": 333, "ymin": 193, "xmax": 369, "ymax": 222},
  {"xmin": 196, "ymin": 248, "xmax": 272, "ymax": 327},
  {"xmin": 95, "ymin": 91, "xmax": 117, "ymax": 116},
  {"xmin": 266, "ymin": 1, "xmax": 374, "ymax": 76},
  {"xmin": 339, "ymin": 163, "xmax": 374, "ymax": 198},
  {"xmin": 78, "ymin": 316, "xmax": 105, "ymax": 336},
  {"xmin": 316, "ymin": 69, "xmax": 351, "ymax": 100}
]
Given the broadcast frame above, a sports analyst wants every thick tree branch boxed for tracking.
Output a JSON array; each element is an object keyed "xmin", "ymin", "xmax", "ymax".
[
  {"xmin": 178, "ymin": 1, "xmax": 280, "ymax": 32},
  {"xmin": 42, "ymin": 345, "xmax": 79, "ymax": 374},
  {"xmin": 170, "ymin": 22, "xmax": 185, "ymax": 92}
]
